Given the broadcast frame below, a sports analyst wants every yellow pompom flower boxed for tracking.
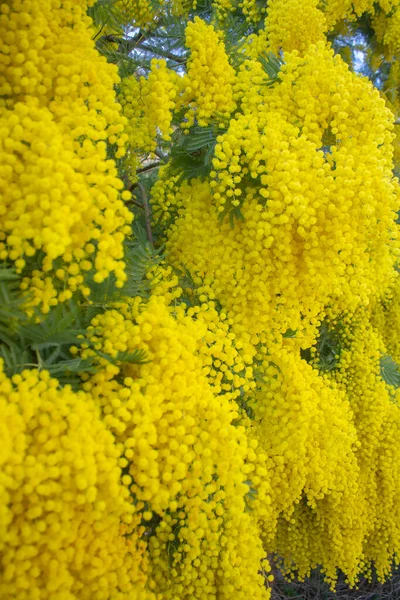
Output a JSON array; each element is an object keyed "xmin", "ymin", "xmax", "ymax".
[
  {"xmin": 120, "ymin": 60, "xmax": 181, "ymax": 158},
  {"xmin": 79, "ymin": 296, "xmax": 271, "ymax": 599},
  {"xmin": 179, "ymin": 18, "xmax": 236, "ymax": 128},
  {"xmin": 0, "ymin": 361, "xmax": 152, "ymax": 599},
  {"xmin": 265, "ymin": 0, "xmax": 327, "ymax": 54},
  {"xmin": 0, "ymin": 0, "xmax": 132, "ymax": 305}
]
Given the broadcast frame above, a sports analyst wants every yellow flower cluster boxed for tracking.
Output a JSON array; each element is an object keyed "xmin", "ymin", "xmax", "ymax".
[
  {"xmin": 173, "ymin": 42, "xmax": 398, "ymax": 345},
  {"xmin": 239, "ymin": 0, "xmax": 266, "ymax": 23},
  {"xmin": 213, "ymin": 0, "xmax": 237, "ymax": 21},
  {"xmin": 330, "ymin": 311, "xmax": 400, "ymax": 582},
  {"xmin": 321, "ymin": 0, "xmax": 374, "ymax": 29},
  {"xmin": 264, "ymin": 0, "xmax": 327, "ymax": 54},
  {"xmin": 372, "ymin": 277, "xmax": 400, "ymax": 363},
  {"xmin": 78, "ymin": 296, "xmax": 271, "ymax": 598},
  {"xmin": 120, "ymin": 59, "xmax": 180, "ymax": 162},
  {"xmin": 378, "ymin": 7, "xmax": 400, "ymax": 55},
  {"xmin": 0, "ymin": 0, "xmax": 132, "ymax": 308},
  {"xmin": 105, "ymin": 0, "xmax": 199, "ymax": 32},
  {"xmin": 3, "ymin": 1, "xmax": 400, "ymax": 597},
  {"xmin": 150, "ymin": 168, "xmax": 184, "ymax": 225},
  {"xmin": 0, "ymin": 362, "xmax": 152, "ymax": 600},
  {"xmin": 115, "ymin": 0, "xmax": 155, "ymax": 30},
  {"xmin": 248, "ymin": 347, "xmax": 362, "ymax": 586},
  {"xmin": 179, "ymin": 17, "xmax": 236, "ymax": 128},
  {"xmin": 171, "ymin": 0, "xmax": 198, "ymax": 16},
  {"xmin": 151, "ymin": 20, "xmax": 400, "ymax": 588}
]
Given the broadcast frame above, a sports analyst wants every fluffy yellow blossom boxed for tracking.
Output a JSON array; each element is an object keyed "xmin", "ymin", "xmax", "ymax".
[
  {"xmin": 0, "ymin": 0, "xmax": 132, "ymax": 304},
  {"xmin": 265, "ymin": 0, "xmax": 327, "ymax": 54},
  {"xmin": 161, "ymin": 43, "xmax": 396, "ymax": 345},
  {"xmin": 330, "ymin": 312, "xmax": 400, "ymax": 582},
  {"xmin": 240, "ymin": 0, "xmax": 266, "ymax": 23},
  {"xmin": 0, "ymin": 362, "xmax": 152, "ymax": 599},
  {"xmin": 115, "ymin": 0, "xmax": 155, "ymax": 30},
  {"xmin": 380, "ymin": 7, "xmax": 400, "ymax": 55},
  {"xmin": 321, "ymin": 0, "xmax": 400, "ymax": 30},
  {"xmin": 80, "ymin": 296, "xmax": 271, "ymax": 599},
  {"xmin": 2, "ymin": 0, "xmax": 400, "ymax": 597},
  {"xmin": 213, "ymin": 0, "xmax": 237, "ymax": 21},
  {"xmin": 247, "ymin": 348, "xmax": 362, "ymax": 585},
  {"xmin": 179, "ymin": 18, "xmax": 236, "ymax": 128},
  {"xmin": 322, "ymin": 0, "xmax": 374, "ymax": 29},
  {"xmin": 150, "ymin": 167, "xmax": 184, "ymax": 225},
  {"xmin": 120, "ymin": 60, "xmax": 181, "ymax": 157},
  {"xmin": 151, "ymin": 32, "xmax": 400, "ymax": 589},
  {"xmin": 372, "ymin": 276, "xmax": 400, "ymax": 363}
]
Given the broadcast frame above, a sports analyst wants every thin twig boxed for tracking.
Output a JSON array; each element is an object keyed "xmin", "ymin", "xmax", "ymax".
[
  {"xmin": 128, "ymin": 198, "xmax": 145, "ymax": 210},
  {"xmin": 35, "ymin": 349, "xmax": 43, "ymax": 370},
  {"xmin": 92, "ymin": 21, "xmax": 107, "ymax": 41},
  {"xmin": 136, "ymin": 42, "xmax": 187, "ymax": 64},
  {"xmin": 99, "ymin": 31, "xmax": 145, "ymax": 54},
  {"xmin": 154, "ymin": 148, "xmax": 168, "ymax": 162},
  {"xmin": 137, "ymin": 161, "xmax": 161, "ymax": 174},
  {"xmin": 136, "ymin": 182, "xmax": 154, "ymax": 246}
]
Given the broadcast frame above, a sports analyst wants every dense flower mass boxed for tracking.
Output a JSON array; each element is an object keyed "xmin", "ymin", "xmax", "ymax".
[
  {"xmin": 2, "ymin": 0, "xmax": 400, "ymax": 599},
  {"xmin": 79, "ymin": 297, "xmax": 270, "ymax": 598},
  {"xmin": 150, "ymin": 13, "xmax": 400, "ymax": 592},
  {"xmin": 162, "ymin": 38, "xmax": 398, "ymax": 347},
  {"xmin": 265, "ymin": 0, "xmax": 327, "ymax": 53},
  {"xmin": 120, "ymin": 59, "xmax": 180, "ymax": 158},
  {"xmin": 0, "ymin": 363, "xmax": 151, "ymax": 600},
  {"xmin": 179, "ymin": 17, "xmax": 236, "ymax": 128},
  {"xmin": 0, "ymin": 0, "xmax": 132, "ymax": 309}
]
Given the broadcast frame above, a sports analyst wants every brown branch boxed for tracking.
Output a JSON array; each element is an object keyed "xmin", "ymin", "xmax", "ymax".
[
  {"xmin": 92, "ymin": 22, "xmax": 107, "ymax": 41},
  {"xmin": 136, "ymin": 182, "xmax": 154, "ymax": 246},
  {"xmin": 154, "ymin": 148, "xmax": 168, "ymax": 162},
  {"xmin": 136, "ymin": 42, "xmax": 187, "ymax": 64},
  {"xmin": 136, "ymin": 161, "xmax": 161, "ymax": 174},
  {"xmin": 128, "ymin": 198, "xmax": 145, "ymax": 209},
  {"xmin": 98, "ymin": 31, "xmax": 146, "ymax": 54}
]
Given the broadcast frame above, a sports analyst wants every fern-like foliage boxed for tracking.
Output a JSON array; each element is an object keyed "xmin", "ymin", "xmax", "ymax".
[
  {"xmin": 258, "ymin": 52, "xmax": 283, "ymax": 86},
  {"xmin": 165, "ymin": 123, "xmax": 222, "ymax": 183},
  {"xmin": 89, "ymin": 0, "xmax": 126, "ymax": 38},
  {"xmin": 380, "ymin": 355, "xmax": 400, "ymax": 389},
  {"xmin": 0, "ymin": 265, "xmax": 29, "ymax": 345},
  {"xmin": 300, "ymin": 321, "xmax": 343, "ymax": 372},
  {"xmin": 0, "ymin": 223, "xmax": 158, "ymax": 387}
]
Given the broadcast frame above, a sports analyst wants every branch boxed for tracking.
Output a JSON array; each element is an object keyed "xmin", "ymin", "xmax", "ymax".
[
  {"xmin": 98, "ymin": 31, "xmax": 146, "ymax": 54},
  {"xmin": 154, "ymin": 148, "xmax": 168, "ymax": 162},
  {"xmin": 136, "ymin": 42, "xmax": 187, "ymax": 64},
  {"xmin": 92, "ymin": 21, "xmax": 107, "ymax": 41},
  {"xmin": 136, "ymin": 182, "xmax": 154, "ymax": 246},
  {"xmin": 128, "ymin": 198, "xmax": 145, "ymax": 210},
  {"xmin": 137, "ymin": 161, "xmax": 161, "ymax": 174}
]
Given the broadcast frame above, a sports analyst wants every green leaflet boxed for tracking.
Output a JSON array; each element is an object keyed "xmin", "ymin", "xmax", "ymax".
[
  {"xmin": 380, "ymin": 355, "xmax": 400, "ymax": 389},
  {"xmin": 258, "ymin": 51, "xmax": 283, "ymax": 86},
  {"xmin": 0, "ymin": 265, "xmax": 30, "ymax": 344},
  {"xmin": 164, "ymin": 124, "xmax": 221, "ymax": 183}
]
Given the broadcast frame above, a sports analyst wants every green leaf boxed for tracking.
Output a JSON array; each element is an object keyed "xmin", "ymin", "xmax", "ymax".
[
  {"xmin": 165, "ymin": 123, "xmax": 223, "ymax": 183},
  {"xmin": 0, "ymin": 264, "xmax": 29, "ymax": 341},
  {"xmin": 184, "ymin": 126, "xmax": 216, "ymax": 152},
  {"xmin": 217, "ymin": 203, "xmax": 245, "ymax": 228},
  {"xmin": 45, "ymin": 358, "xmax": 97, "ymax": 376},
  {"xmin": 95, "ymin": 348, "xmax": 150, "ymax": 365},
  {"xmin": 283, "ymin": 328, "xmax": 297, "ymax": 338},
  {"xmin": 380, "ymin": 355, "xmax": 400, "ymax": 388},
  {"xmin": 18, "ymin": 303, "xmax": 85, "ymax": 349},
  {"xmin": 86, "ymin": 220, "xmax": 164, "ymax": 305},
  {"xmin": 0, "ymin": 343, "xmax": 32, "ymax": 375},
  {"xmin": 258, "ymin": 51, "xmax": 283, "ymax": 86}
]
